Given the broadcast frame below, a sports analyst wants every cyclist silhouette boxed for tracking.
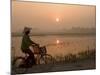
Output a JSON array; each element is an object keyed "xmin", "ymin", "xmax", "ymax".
[{"xmin": 21, "ymin": 27, "xmax": 39, "ymax": 67}]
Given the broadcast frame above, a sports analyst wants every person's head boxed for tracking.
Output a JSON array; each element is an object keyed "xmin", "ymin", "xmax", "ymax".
[{"xmin": 23, "ymin": 27, "xmax": 32, "ymax": 35}]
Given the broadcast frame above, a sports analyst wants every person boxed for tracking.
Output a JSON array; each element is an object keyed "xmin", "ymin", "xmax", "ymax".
[{"xmin": 21, "ymin": 27, "xmax": 38, "ymax": 67}]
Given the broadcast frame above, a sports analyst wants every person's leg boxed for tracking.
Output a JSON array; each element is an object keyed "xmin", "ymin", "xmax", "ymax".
[{"xmin": 26, "ymin": 49, "xmax": 36, "ymax": 65}]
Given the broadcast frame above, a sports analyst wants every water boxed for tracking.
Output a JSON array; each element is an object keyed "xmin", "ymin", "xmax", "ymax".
[{"xmin": 11, "ymin": 35, "xmax": 96, "ymax": 58}]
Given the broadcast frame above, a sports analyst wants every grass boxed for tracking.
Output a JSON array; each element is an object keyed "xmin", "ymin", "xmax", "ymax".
[{"xmin": 52, "ymin": 49, "xmax": 96, "ymax": 64}]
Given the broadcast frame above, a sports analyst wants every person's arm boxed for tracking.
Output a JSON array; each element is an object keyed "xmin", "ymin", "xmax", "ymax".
[{"xmin": 28, "ymin": 36, "xmax": 39, "ymax": 45}]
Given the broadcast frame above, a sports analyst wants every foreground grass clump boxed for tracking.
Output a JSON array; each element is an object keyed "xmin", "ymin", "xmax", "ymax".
[{"xmin": 52, "ymin": 49, "xmax": 96, "ymax": 64}]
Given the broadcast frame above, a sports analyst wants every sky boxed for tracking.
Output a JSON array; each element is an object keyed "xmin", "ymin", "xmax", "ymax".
[{"xmin": 12, "ymin": 1, "xmax": 96, "ymax": 34}]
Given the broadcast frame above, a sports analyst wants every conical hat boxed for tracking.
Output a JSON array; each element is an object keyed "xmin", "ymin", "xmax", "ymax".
[{"xmin": 23, "ymin": 27, "xmax": 32, "ymax": 33}]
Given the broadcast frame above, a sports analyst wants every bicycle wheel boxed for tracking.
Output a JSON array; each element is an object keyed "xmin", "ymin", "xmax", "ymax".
[
  {"xmin": 12, "ymin": 57, "xmax": 25, "ymax": 68},
  {"xmin": 12, "ymin": 57, "xmax": 28, "ymax": 74},
  {"xmin": 39, "ymin": 54, "xmax": 54, "ymax": 64}
]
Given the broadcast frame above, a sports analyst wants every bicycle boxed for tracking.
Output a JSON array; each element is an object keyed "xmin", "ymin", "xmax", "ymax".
[{"xmin": 12, "ymin": 45, "xmax": 54, "ymax": 69}]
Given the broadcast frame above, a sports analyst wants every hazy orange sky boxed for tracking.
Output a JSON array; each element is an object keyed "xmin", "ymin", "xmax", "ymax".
[{"xmin": 12, "ymin": 1, "xmax": 96, "ymax": 33}]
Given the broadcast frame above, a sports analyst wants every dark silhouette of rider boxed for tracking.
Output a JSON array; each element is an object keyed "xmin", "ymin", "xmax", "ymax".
[{"xmin": 21, "ymin": 27, "xmax": 38, "ymax": 67}]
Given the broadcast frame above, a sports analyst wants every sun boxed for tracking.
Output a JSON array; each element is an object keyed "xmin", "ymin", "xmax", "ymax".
[
  {"xmin": 56, "ymin": 40, "xmax": 60, "ymax": 44},
  {"xmin": 56, "ymin": 18, "xmax": 59, "ymax": 22}
]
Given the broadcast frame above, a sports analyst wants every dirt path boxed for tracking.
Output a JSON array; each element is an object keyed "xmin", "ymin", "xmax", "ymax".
[{"xmin": 12, "ymin": 59, "xmax": 95, "ymax": 75}]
